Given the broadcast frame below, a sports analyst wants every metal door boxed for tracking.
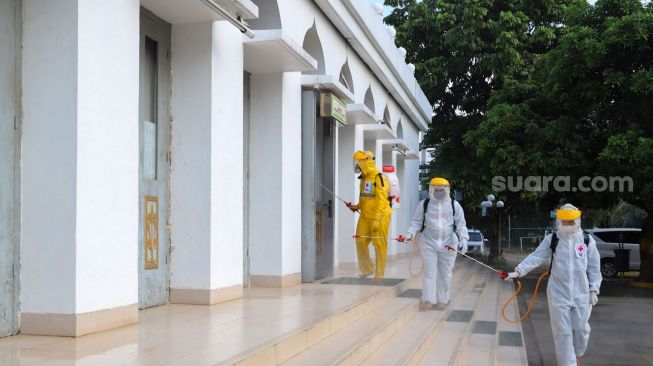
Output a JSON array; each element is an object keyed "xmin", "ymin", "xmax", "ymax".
[
  {"xmin": 138, "ymin": 8, "xmax": 171, "ymax": 309},
  {"xmin": 301, "ymin": 90, "xmax": 335, "ymax": 282},
  {"xmin": 0, "ymin": 0, "xmax": 19, "ymax": 336},
  {"xmin": 315, "ymin": 116, "xmax": 335, "ymax": 280}
]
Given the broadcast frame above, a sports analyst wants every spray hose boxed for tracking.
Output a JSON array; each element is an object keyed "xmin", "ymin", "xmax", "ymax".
[
  {"xmin": 500, "ymin": 271, "xmax": 549, "ymax": 324},
  {"xmin": 443, "ymin": 246, "xmax": 546, "ymax": 324}
]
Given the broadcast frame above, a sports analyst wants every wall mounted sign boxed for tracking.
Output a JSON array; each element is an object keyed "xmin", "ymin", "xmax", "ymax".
[
  {"xmin": 144, "ymin": 195, "xmax": 159, "ymax": 269},
  {"xmin": 320, "ymin": 93, "xmax": 347, "ymax": 126}
]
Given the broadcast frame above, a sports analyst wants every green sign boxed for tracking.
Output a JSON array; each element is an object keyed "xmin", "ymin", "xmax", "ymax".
[{"xmin": 320, "ymin": 93, "xmax": 347, "ymax": 126}]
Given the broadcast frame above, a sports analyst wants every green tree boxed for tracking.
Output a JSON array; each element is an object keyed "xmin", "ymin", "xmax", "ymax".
[
  {"xmin": 468, "ymin": 0, "xmax": 653, "ymax": 280},
  {"xmin": 385, "ymin": 0, "xmax": 578, "ymax": 260}
]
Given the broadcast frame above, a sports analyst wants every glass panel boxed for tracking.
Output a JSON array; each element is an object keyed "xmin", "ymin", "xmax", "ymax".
[
  {"xmin": 622, "ymin": 231, "xmax": 641, "ymax": 244},
  {"xmin": 143, "ymin": 37, "xmax": 158, "ymax": 180},
  {"xmin": 469, "ymin": 232, "xmax": 482, "ymax": 241},
  {"xmin": 594, "ymin": 231, "xmax": 621, "ymax": 243}
]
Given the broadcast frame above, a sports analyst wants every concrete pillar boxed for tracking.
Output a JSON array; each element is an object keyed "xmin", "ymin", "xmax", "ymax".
[
  {"xmin": 333, "ymin": 126, "xmax": 340, "ymax": 268},
  {"xmin": 337, "ymin": 125, "xmax": 358, "ymax": 265},
  {"xmin": 387, "ymin": 151, "xmax": 399, "ymax": 257},
  {"xmin": 169, "ymin": 21, "xmax": 244, "ymax": 304},
  {"xmin": 375, "ymin": 140, "xmax": 384, "ymax": 169},
  {"xmin": 396, "ymin": 156, "xmax": 411, "ymax": 255},
  {"xmin": 21, "ymin": 0, "xmax": 139, "ymax": 336},
  {"xmin": 249, "ymin": 72, "xmax": 302, "ymax": 287}
]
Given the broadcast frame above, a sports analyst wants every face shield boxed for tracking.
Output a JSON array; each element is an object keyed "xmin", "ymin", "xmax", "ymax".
[
  {"xmin": 429, "ymin": 184, "xmax": 451, "ymax": 201},
  {"xmin": 354, "ymin": 161, "xmax": 362, "ymax": 174},
  {"xmin": 555, "ymin": 204, "xmax": 582, "ymax": 237},
  {"xmin": 556, "ymin": 218, "xmax": 581, "ymax": 237}
]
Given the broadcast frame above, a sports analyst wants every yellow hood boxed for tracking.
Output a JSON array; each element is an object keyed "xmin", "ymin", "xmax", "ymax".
[{"xmin": 354, "ymin": 150, "xmax": 379, "ymax": 177}]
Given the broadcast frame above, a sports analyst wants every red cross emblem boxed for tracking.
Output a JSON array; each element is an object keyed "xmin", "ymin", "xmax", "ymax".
[{"xmin": 577, "ymin": 245, "xmax": 584, "ymax": 252}]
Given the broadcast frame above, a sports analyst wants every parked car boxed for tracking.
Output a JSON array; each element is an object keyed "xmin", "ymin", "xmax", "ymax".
[
  {"xmin": 584, "ymin": 228, "xmax": 642, "ymax": 278},
  {"xmin": 466, "ymin": 229, "xmax": 488, "ymax": 257}
]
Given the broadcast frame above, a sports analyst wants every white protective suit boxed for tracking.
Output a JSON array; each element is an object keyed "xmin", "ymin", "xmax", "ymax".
[
  {"xmin": 515, "ymin": 224, "xmax": 602, "ymax": 366},
  {"xmin": 407, "ymin": 185, "xmax": 469, "ymax": 305}
]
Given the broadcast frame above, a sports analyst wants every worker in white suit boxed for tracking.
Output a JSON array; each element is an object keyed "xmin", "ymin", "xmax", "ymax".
[
  {"xmin": 506, "ymin": 203, "xmax": 602, "ymax": 366},
  {"xmin": 407, "ymin": 177, "xmax": 469, "ymax": 310}
]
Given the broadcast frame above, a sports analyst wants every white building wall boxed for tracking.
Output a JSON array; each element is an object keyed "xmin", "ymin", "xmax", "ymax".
[
  {"xmin": 210, "ymin": 21, "xmax": 245, "ymax": 290},
  {"xmin": 280, "ymin": 71, "xmax": 302, "ymax": 277},
  {"xmin": 22, "ymin": 0, "xmax": 79, "ymax": 315},
  {"xmin": 75, "ymin": 0, "xmax": 140, "ymax": 313},
  {"xmin": 249, "ymin": 72, "xmax": 302, "ymax": 284},
  {"xmin": 249, "ymin": 74, "xmax": 283, "ymax": 276},
  {"xmin": 170, "ymin": 21, "xmax": 213, "ymax": 291},
  {"xmin": 21, "ymin": 0, "xmax": 139, "ymax": 334},
  {"xmin": 170, "ymin": 21, "xmax": 244, "ymax": 300},
  {"xmin": 16, "ymin": 0, "xmax": 430, "ymax": 326},
  {"xmin": 337, "ymin": 125, "xmax": 358, "ymax": 264}
]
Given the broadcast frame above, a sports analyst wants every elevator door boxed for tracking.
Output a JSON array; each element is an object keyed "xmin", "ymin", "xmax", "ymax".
[
  {"xmin": 315, "ymin": 117, "xmax": 335, "ymax": 280},
  {"xmin": 138, "ymin": 8, "xmax": 171, "ymax": 309}
]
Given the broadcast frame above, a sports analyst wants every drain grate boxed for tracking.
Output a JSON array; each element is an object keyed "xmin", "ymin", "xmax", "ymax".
[{"xmin": 320, "ymin": 277, "xmax": 405, "ymax": 287}]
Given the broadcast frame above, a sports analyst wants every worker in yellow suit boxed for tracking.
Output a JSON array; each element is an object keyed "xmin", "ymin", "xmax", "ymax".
[{"xmin": 347, "ymin": 151, "xmax": 392, "ymax": 279}]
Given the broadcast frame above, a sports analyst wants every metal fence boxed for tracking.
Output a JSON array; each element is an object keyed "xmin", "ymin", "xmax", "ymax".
[{"xmin": 507, "ymin": 227, "xmax": 551, "ymax": 252}]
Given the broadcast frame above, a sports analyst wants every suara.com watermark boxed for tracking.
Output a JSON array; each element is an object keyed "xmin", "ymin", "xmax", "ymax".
[{"xmin": 492, "ymin": 176, "xmax": 633, "ymax": 193}]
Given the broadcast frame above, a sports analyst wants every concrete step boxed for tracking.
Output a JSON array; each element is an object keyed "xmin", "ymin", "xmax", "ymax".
[
  {"xmin": 360, "ymin": 263, "xmax": 480, "ymax": 366},
  {"xmin": 456, "ymin": 274, "xmax": 503, "ymax": 366},
  {"xmin": 410, "ymin": 268, "xmax": 488, "ymax": 366},
  {"xmin": 399, "ymin": 262, "xmax": 528, "ymax": 366},
  {"xmin": 359, "ymin": 310, "xmax": 445, "ymax": 366},
  {"xmin": 220, "ymin": 277, "xmax": 414, "ymax": 366},
  {"xmin": 493, "ymin": 278, "xmax": 529, "ymax": 366},
  {"xmin": 280, "ymin": 297, "xmax": 418, "ymax": 366}
]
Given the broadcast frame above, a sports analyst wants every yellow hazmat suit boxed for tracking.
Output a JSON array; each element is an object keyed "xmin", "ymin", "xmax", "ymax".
[{"xmin": 349, "ymin": 151, "xmax": 392, "ymax": 278}]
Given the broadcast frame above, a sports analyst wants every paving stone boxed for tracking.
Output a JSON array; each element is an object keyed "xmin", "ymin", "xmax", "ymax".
[
  {"xmin": 499, "ymin": 331, "xmax": 524, "ymax": 347},
  {"xmin": 446, "ymin": 310, "xmax": 474, "ymax": 322},
  {"xmin": 473, "ymin": 320, "xmax": 497, "ymax": 334},
  {"xmin": 321, "ymin": 277, "xmax": 405, "ymax": 287}
]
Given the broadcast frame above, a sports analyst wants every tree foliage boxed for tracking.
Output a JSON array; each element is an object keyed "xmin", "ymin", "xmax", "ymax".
[
  {"xmin": 385, "ymin": 0, "xmax": 579, "ymax": 213},
  {"xmin": 387, "ymin": 0, "xmax": 653, "ymax": 277}
]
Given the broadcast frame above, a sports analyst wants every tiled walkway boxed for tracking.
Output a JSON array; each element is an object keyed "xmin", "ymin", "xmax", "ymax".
[{"xmin": 0, "ymin": 255, "xmax": 528, "ymax": 366}]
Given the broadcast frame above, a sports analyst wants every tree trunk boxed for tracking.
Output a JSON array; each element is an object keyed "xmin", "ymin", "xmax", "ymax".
[{"xmin": 638, "ymin": 213, "xmax": 653, "ymax": 282}]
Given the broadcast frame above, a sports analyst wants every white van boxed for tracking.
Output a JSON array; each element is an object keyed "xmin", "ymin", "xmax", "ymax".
[{"xmin": 584, "ymin": 228, "xmax": 641, "ymax": 278}]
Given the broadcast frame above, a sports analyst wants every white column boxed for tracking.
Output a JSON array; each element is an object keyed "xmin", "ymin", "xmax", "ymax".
[
  {"xmin": 333, "ymin": 126, "xmax": 340, "ymax": 267},
  {"xmin": 21, "ymin": 0, "xmax": 139, "ymax": 336},
  {"xmin": 388, "ymin": 151, "xmax": 399, "ymax": 257},
  {"xmin": 375, "ymin": 140, "xmax": 384, "ymax": 169},
  {"xmin": 337, "ymin": 125, "xmax": 358, "ymax": 264},
  {"xmin": 169, "ymin": 21, "xmax": 244, "ymax": 304},
  {"xmin": 249, "ymin": 72, "xmax": 302, "ymax": 287}
]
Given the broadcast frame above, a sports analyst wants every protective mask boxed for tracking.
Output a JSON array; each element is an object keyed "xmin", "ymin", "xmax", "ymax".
[
  {"xmin": 433, "ymin": 190, "xmax": 446, "ymax": 200},
  {"xmin": 557, "ymin": 223, "xmax": 580, "ymax": 237},
  {"xmin": 354, "ymin": 163, "xmax": 362, "ymax": 174}
]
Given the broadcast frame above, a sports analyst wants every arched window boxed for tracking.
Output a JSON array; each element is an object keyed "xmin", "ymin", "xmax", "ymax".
[
  {"xmin": 396, "ymin": 119, "xmax": 404, "ymax": 139},
  {"xmin": 364, "ymin": 86, "xmax": 375, "ymax": 113},
  {"xmin": 339, "ymin": 61, "xmax": 354, "ymax": 93},
  {"xmin": 382, "ymin": 106, "xmax": 391, "ymax": 128},
  {"xmin": 302, "ymin": 22, "xmax": 325, "ymax": 75}
]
